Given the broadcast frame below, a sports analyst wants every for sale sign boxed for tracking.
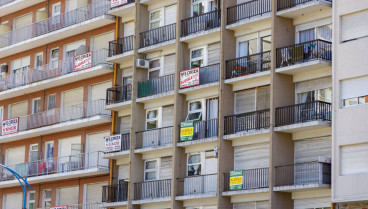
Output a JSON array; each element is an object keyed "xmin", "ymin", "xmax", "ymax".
[
  {"xmin": 180, "ymin": 121, "xmax": 194, "ymax": 142},
  {"xmin": 105, "ymin": 135, "xmax": 122, "ymax": 153},
  {"xmin": 74, "ymin": 52, "xmax": 92, "ymax": 72},
  {"xmin": 2, "ymin": 117, "xmax": 19, "ymax": 136},
  {"xmin": 111, "ymin": 0, "xmax": 128, "ymax": 8},
  {"xmin": 180, "ymin": 68, "xmax": 200, "ymax": 88},
  {"xmin": 230, "ymin": 170, "xmax": 243, "ymax": 190},
  {"xmin": 51, "ymin": 206, "xmax": 68, "ymax": 209}
]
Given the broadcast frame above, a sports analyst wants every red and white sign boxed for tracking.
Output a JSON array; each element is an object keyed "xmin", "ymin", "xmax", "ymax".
[
  {"xmin": 180, "ymin": 68, "xmax": 200, "ymax": 88},
  {"xmin": 2, "ymin": 117, "xmax": 19, "ymax": 136},
  {"xmin": 74, "ymin": 52, "xmax": 92, "ymax": 72},
  {"xmin": 111, "ymin": 0, "xmax": 128, "ymax": 8},
  {"xmin": 105, "ymin": 135, "xmax": 122, "ymax": 153},
  {"xmin": 51, "ymin": 206, "xmax": 68, "ymax": 209}
]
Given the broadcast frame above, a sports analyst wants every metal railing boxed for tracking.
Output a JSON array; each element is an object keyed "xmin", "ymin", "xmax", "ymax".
[
  {"xmin": 102, "ymin": 182, "xmax": 129, "ymax": 203},
  {"xmin": 181, "ymin": 10, "xmax": 221, "ymax": 37},
  {"xmin": 136, "ymin": 126, "xmax": 173, "ymax": 149},
  {"xmin": 0, "ymin": 151, "xmax": 108, "ymax": 182},
  {"xmin": 106, "ymin": 84, "xmax": 132, "ymax": 105},
  {"xmin": 277, "ymin": 0, "xmax": 332, "ymax": 11},
  {"xmin": 227, "ymin": 0, "xmax": 271, "ymax": 25},
  {"xmin": 180, "ymin": 64, "xmax": 220, "ymax": 89},
  {"xmin": 134, "ymin": 179, "xmax": 171, "ymax": 200},
  {"xmin": 275, "ymin": 162, "xmax": 331, "ymax": 187},
  {"xmin": 110, "ymin": 0, "xmax": 135, "ymax": 9},
  {"xmin": 275, "ymin": 101, "xmax": 331, "ymax": 127},
  {"xmin": 226, "ymin": 51, "xmax": 271, "ymax": 79},
  {"xmin": 276, "ymin": 39, "xmax": 332, "ymax": 68},
  {"xmin": 224, "ymin": 168, "xmax": 269, "ymax": 191},
  {"xmin": 108, "ymin": 35, "xmax": 134, "ymax": 57},
  {"xmin": 177, "ymin": 174, "xmax": 217, "ymax": 196},
  {"xmin": 104, "ymin": 133, "xmax": 130, "ymax": 153},
  {"xmin": 179, "ymin": 118, "xmax": 218, "ymax": 142},
  {"xmin": 0, "ymin": 49, "xmax": 110, "ymax": 92},
  {"xmin": 0, "ymin": 0, "xmax": 111, "ymax": 48},
  {"xmin": 0, "ymin": 0, "xmax": 13, "ymax": 6},
  {"xmin": 140, "ymin": 23, "xmax": 176, "ymax": 48},
  {"xmin": 137, "ymin": 74, "xmax": 175, "ymax": 98},
  {"xmin": 0, "ymin": 99, "xmax": 110, "ymax": 135},
  {"xmin": 224, "ymin": 109, "xmax": 270, "ymax": 135}
]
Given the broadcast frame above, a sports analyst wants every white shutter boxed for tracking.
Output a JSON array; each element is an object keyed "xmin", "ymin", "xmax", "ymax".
[
  {"xmin": 341, "ymin": 143, "xmax": 368, "ymax": 175},
  {"xmin": 120, "ymin": 116, "xmax": 131, "ymax": 134},
  {"xmin": 341, "ymin": 76, "xmax": 368, "ymax": 100},
  {"xmin": 234, "ymin": 201, "xmax": 269, "ymax": 209},
  {"xmin": 118, "ymin": 164, "xmax": 129, "ymax": 180},
  {"xmin": 93, "ymin": 32, "xmax": 114, "ymax": 51},
  {"xmin": 164, "ymin": 5, "xmax": 177, "ymax": 25},
  {"xmin": 10, "ymin": 101, "xmax": 28, "ymax": 118},
  {"xmin": 86, "ymin": 182, "xmax": 107, "ymax": 203},
  {"xmin": 62, "ymin": 88, "xmax": 84, "ymax": 107},
  {"xmin": 341, "ymin": 10, "xmax": 368, "ymax": 42},
  {"xmin": 58, "ymin": 186, "xmax": 79, "ymax": 205},
  {"xmin": 234, "ymin": 143, "xmax": 269, "ymax": 170},
  {"xmin": 87, "ymin": 131, "xmax": 109, "ymax": 153},
  {"xmin": 207, "ymin": 42, "xmax": 220, "ymax": 65},
  {"xmin": 6, "ymin": 146, "xmax": 25, "ymax": 165},
  {"xmin": 15, "ymin": 13, "xmax": 32, "ymax": 29},
  {"xmin": 162, "ymin": 105, "xmax": 174, "ymax": 127},
  {"xmin": 235, "ymin": 90, "xmax": 256, "ymax": 114},
  {"xmin": 163, "ymin": 54, "xmax": 175, "ymax": 75},
  {"xmin": 59, "ymin": 136, "xmax": 82, "ymax": 157},
  {"xmin": 295, "ymin": 77, "xmax": 331, "ymax": 94},
  {"xmin": 4, "ymin": 193, "xmax": 23, "ymax": 209},
  {"xmin": 91, "ymin": 81, "xmax": 112, "ymax": 101},
  {"xmin": 294, "ymin": 197, "xmax": 331, "ymax": 209},
  {"xmin": 204, "ymin": 151, "xmax": 217, "ymax": 175},
  {"xmin": 160, "ymin": 156, "xmax": 172, "ymax": 179},
  {"xmin": 124, "ymin": 21, "xmax": 135, "ymax": 37},
  {"xmin": 65, "ymin": 40, "xmax": 86, "ymax": 53},
  {"xmin": 294, "ymin": 137, "xmax": 331, "ymax": 163},
  {"xmin": 66, "ymin": 0, "xmax": 78, "ymax": 11}
]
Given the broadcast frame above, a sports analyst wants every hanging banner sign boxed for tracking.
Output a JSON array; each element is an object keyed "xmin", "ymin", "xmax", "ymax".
[
  {"xmin": 105, "ymin": 135, "xmax": 122, "ymax": 153},
  {"xmin": 111, "ymin": 0, "xmax": 128, "ymax": 8},
  {"xmin": 74, "ymin": 52, "xmax": 92, "ymax": 72},
  {"xmin": 2, "ymin": 117, "xmax": 19, "ymax": 136},
  {"xmin": 51, "ymin": 206, "xmax": 68, "ymax": 209},
  {"xmin": 180, "ymin": 68, "xmax": 200, "ymax": 88},
  {"xmin": 230, "ymin": 170, "xmax": 243, "ymax": 190},
  {"xmin": 180, "ymin": 121, "xmax": 194, "ymax": 142}
]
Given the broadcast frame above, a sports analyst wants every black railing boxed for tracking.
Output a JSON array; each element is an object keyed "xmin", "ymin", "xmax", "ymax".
[
  {"xmin": 180, "ymin": 64, "xmax": 220, "ymax": 89},
  {"xmin": 224, "ymin": 168, "xmax": 269, "ymax": 191},
  {"xmin": 179, "ymin": 119, "xmax": 218, "ymax": 142},
  {"xmin": 224, "ymin": 109, "xmax": 270, "ymax": 135},
  {"xmin": 136, "ymin": 126, "xmax": 173, "ymax": 149},
  {"xmin": 140, "ymin": 23, "xmax": 176, "ymax": 48},
  {"xmin": 181, "ymin": 10, "xmax": 221, "ymax": 37},
  {"xmin": 177, "ymin": 174, "xmax": 218, "ymax": 196},
  {"xmin": 227, "ymin": 0, "xmax": 271, "ymax": 25},
  {"xmin": 275, "ymin": 162, "xmax": 331, "ymax": 187},
  {"xmin": 138, "ymin": 74, "xmax": 175, "ymax": 98},
  {"xmin": 110, "ymin": 0, "xmax": 135, "ymax": 9},
  {"xmin": 134, "ymin": 179, "xmax": 171, "ymax": 200},
  {"xmin": 277, "ymin": 0, "xmax": 332, "ymax": 11},
  {"xmin": 106, "ymin": 84, "xmax": 132, "ymax": 105},
  {"xmin": 102, "ymin": 182, "xmax": 129, "ymax": 203},
  {"xmin": 275, "ymin": 101, "xmax": 331, "ymax": 127},
  {"xmin": 276, "ymin": 39, "xmax": 332, "ymax": 68},
  {"xmin": 226, "ymin": 51, "xmax": 271, "ymax": 79},
  {"xmin": 104, "ymin": 133, "xmax": 130, "ymax": 153},
  {"xmin": 108, "ymin": 35, "xmax": 134, "ymax": 57}
]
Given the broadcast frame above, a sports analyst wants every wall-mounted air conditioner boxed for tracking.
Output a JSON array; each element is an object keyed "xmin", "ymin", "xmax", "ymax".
[{"xmin": 136, "ymin": 59, "xmax": 149, "ymax": 69}]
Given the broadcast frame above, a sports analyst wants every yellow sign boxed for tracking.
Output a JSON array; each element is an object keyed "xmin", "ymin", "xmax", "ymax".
[
  {"xmin": 180, "ymin": 127, "xmax": 193, "ymax": 137},
  {"xmin": 230, "ymin": 176, "xmax": 243, "ymax": 186}
]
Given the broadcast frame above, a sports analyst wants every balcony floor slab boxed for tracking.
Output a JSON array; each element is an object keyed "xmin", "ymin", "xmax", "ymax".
[
  {"xmin": 103, "ymin": 150, "xmax": 130, "ymax": 159},
  {"xmin": 223, "ymin": 128, "xmax": 270, "ymax": 140},
  {"xmin": 273, "ymin": 183, "xmax": 331, "ymax": 192},
  {"xmin": 134, "ymin": 144, "xmax": 173, "ymax": 154},
  {"xmin": 108, "ymin": 3, "xmax": 136, "ymax": 17},
  {"xmin": 136, "ymin": 90, "xmax": 175, "ymax": 104},
  {"xmin": 138, "ymin": 39, "xmax": 176, "ymax": 54},
  {"xmin": 132, "ymin": 196, "xmax": 171, "ymax": 205},
  {"xmin": 179, "ymin": 82, "xmax": 219, "ymax": 96},
  {"xmin": 175, "ymin": 192, "xmax": 217, "ymax": 201},
  {"xmin": 106, "ymin": 51, "xmax": 134, "ymax": 63},
  {"xmin": 276, "ymin": 60, "xmax": 331, "ymax": 76},
  {"xmin": 274, "ymin": 120, "xmax": 331, "ymax": 133},
  {"xmin": 105, "ymin": 101, "xmax": 132, "ymax": 111},
  {"xmin": 0, "ymin": 0, "xmax": 46, "ymax": 16},
  {"xmin": 100, "ymin": 201, "xmax": 127, "ymax": 208},
  {"xmin": 226, "ymin": 13, "xmax": 271, "ymax": 31},
  {"xmin": 180, "ymin": 28, "xmax": 220, "ymax": 44},
  {"xmin": 177, "ymin": 137, "xmax": 218, "ymax": 148},
  {"xmin": 276, "ymin": 0, "xmax": 332, "ymax": 19},
  {"xmin": 222, "ymin": 188, "xmax": 269, "ymax": 196},
  {"xmin": 225, "ymin": 71, "xmax": 271, "ymax": 91}
]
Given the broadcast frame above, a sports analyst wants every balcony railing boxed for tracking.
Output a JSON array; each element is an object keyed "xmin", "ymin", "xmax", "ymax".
[
  {"xmin": 106, "ymin": 84, "xmax": 132, "ymax": 105},
  {"xmin": 0, "ymin": 151, "xmax": 108, "ymax": 182},
  {"xmin": 181, "ymin": 10, "xmax": 221, "ymax": 37},
  {"xmin": 277, "ymin": 0, "xmax": 332, "ymax": 11},
  {"xmin": 0, "ymin": 0, "xmax": 13, "ymax": 6},
  {"xmin": 102, "ymin": 182, "xmax": 129, "ymax": 203},
  {"xmin": 0, "ymin": 49, "xmax": 110, "ymax": 92},
  {"xmin": 108, "ymin": 35, "xmax": 134, "ymax": 57},
  {"xmin": 136, "ymin": 126, "xmax": 173, "ymax": 149},
  {"xmin": 140, "ymin": 23, "xmax": 176, "ymax": 48},
  {"xmin": 224, "ymin": 109, "xmax": 270, "ymax": 135},
  {"xmin": 137, "ymin": 74, "xmax": 175, "ymax": 98},
  {"xmin": 275, "ymin": 162, "xmax": 331, "ymax": 187},
  {"xmin": 227, "ymin": 0, "xmax": 271, "ymax": 25},
  {"xmin": 111, "ymin": 0, "xmax": 135, "ymax": 9},
  {"xmin": 180, "ymin": 64, "xmax": 220, "ymax": 89},
  {"xmin": 224, "ymin": 168, "xmax": 269, "ymax": 191},
  {"xmin": 177, "ymin": 174, "xmax": 217, "ymax": 196},
  {"xmin": 275, "ymin": 101, "xmax": 331, "ymax": 127},
  {"xmin": 104, "ymin": 133, "xmax": 130, "ymax": 153},
  {"xmin": 276, "ymin": 39, "xmax": 332, "ymax": 68},
  {"xmin": 226, "ymin": 51, "xmax": 271, "ymax": 79},
  {"xmin": 0, "ymin": 99, "xmax": 110, "ymax": 135},
  {"xmin": 134, "ymin": 179, "xmax": 171, "ymax": 200},
  {"xmin": 179, "ymin": 118, "xmax": 218, "ymax": 142},
  {"xmin": 0, "ymin": 0, "xmax": 110, "ymax": 48}
]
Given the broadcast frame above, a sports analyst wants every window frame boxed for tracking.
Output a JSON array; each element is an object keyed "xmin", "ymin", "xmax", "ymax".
[
  {"xmin": 186, "ymin": 99, "xmax": 206, "ymax": 121},
  {"xmin": 47, "ymin": 94, "xmax": 57, "ymax": 110},
  {"xmin": 34, "ymin": 52, "xmax": 43, "ymax": 68},
  {"xmin": 190, "ymin": 46, "xmax": 207, "ymax": 69},
  {"xmin": 149, "ymin": 9, "xmax": 162, "ymax": 30},
  {"xmin": 43, "ymin": 189, "xmax": 52, "ymax": 208},
  {"xmin": 144, "ymin": 159, "xmax": 160, "ymax": 181},
  {"xmin": 187, "ymin": 152, "xmax": 202, "ymax": 176},
  {"xmin": 234, "ymin": 86, "xmax": 270, "ymax": 114},
  {"xmin": 148, "ymin": 57, "xmax": 162, "ymax": 79},
  {"xmin": 50, "ymin": 48, "xmax": 59, "ymax": 69},
  {"xmin": 145, "ymin": 108, "xmax": 162, "ymax": 130},
  {"xmin": 32, "ymin": 97, "xmax": 41, "ymax": 114},
  {"xmin": 27, "ymin": 191, "xmax": 35, "ymax": 209}
]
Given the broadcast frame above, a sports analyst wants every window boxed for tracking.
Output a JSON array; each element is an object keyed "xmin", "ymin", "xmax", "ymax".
[
  {"xmin": 44, "ymin": 141, "xmax": 54, "ymax": 160},
  {"xmin": 32, "ymin": 98, "xmax": 41, "ymax": 114},
  {"xmin": 149, "ymin": 10, "xmax": 161, "ymax": 29},
  {"xmin": 186, "ymin": 100, "xmax": 204, "ymax": 121},
  {"xmin": 190, "ymin": 47, "xmax": 206, "ymax": 68},
  {"xmin": 341, "ymin": 10, "xmax": 368, "ymax": 42},
  {"xmin": 144, "ymin": 160, "xmax": 158, "ymax": 181},
  {"xmin": 191, "ymin": 0, "xmax": 219, "ymax": 16},
  {"xmin": 146, "ymin": 109, "xmax": 160, "ymax": 130},
  {"xmin": 123, "ymin": 76, "xmax": 132, "ymax": 85},
  {"xmin": 12, "ymin": 57, "xmax": 30, "ymax": 74},
  {"xmin": 341, "ymin": 76, "xmax": 368, "ymax": 108},
  {"xmin": 187, "ymin": 153, "xmax": 201, "ymax": 176},
  {"xmin": 50, "ymin": 48, "xmax": 59, "ymax": 69},
  {"xmin": 52, "ymin": 3, "xmax": 61, "ymax": 24},
  {"xmin": 35, "ymin": 53, "xmax": 43, "ymax": 68},
  {"xmin": 148, "ymin": 59, "xmax": 161, "ymax": 79},
  {"xmin": 341, "ymin": 143, "xmax": 368, "ymax": 175},
  {"xmin": 0, "ymin": 106, "xmax": 3, "ymax": 122},
  {"xmin": 235, "ymin": 86, "xmax": 270, "ymax": 114},
  {"xmin": 238, "ymin": 39, "xmax": 257, "ymax": 57},
  {"xmin": 28, "ymin": 191, "xmax": 35, "ymax": 209},
  {"xmin": 29, "ymin": 144, "xmax": 38, "ymax": 162},
  {"xmin": 261, "ymin": 36, "xmax": 271, "ymax": 52},
  {"xmin": 298, "ymin": 24, "xmax": 332, "ymax": 43},
  {"xmin": 47, "ymin": 94, "xmax": 57, "ymax": 110},
  {"xmin": 43, "ymin": 189, "xmax": 52, "ymax": 208},
  {"xmin": 297, "ymin": 88, "xmax": 332, "ymax": 104}
]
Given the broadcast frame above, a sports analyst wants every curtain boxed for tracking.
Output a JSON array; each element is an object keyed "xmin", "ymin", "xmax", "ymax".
[
  {"xmin": 238, "ymin": 41, "xmax": 248, "ymax": 57},
  {"xmin": 299, "ymin": 28, "xmax": 315, "ymax": 43},
  {"xmin": 317, "ymin": 24, "xmax": 332, "ymax": 42}
]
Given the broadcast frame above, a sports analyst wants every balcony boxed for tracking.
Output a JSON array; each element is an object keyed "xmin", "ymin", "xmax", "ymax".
[
  {"xmin": 0, "ymin": 99, "xmax": 111, "ymax": 143},
  {"xmin": 0, "ymin": 49, "xmax": 112, "ymax": 101},
  {"xmin": 178, "ymin": 118, "xmax": 218, "ymax": 147},
  {"xmin": 176, "ymin": 174, "xmax": 217, "ymax": 200},
  {"xmin": 277, "ymin": 0, "xmax": 332, "ymax": 19},
  {"xmin": 274, "ymin": 161, "xmax": 331, "ymax": 192},
  {"xmin": 109, "ymin": 0, "xmax": 136, "ymax": 17},
  {"xmin": 0, "ymin": 0, "xmax": 46, "ymax": 16},
  {"xmin": 275, "ymin": 101, "xmax": 331, "ymax": 133},
  {"xmin": 139, "ymin": 23, "xmax": 176, "ymax": 52},
  {"xmin": 276, "ymin": 40, "xmax": 332, "ymax": 76},
  {"xmin": 133, "ymin": 179, "xmax": 172, "ymax": 204},
  {"xmin": 101, "ymin": 182, "xmax": 128, "ymax": 208},
  {"xmin": 105, "ymin": 84, "xmax": 132, "ymax": 111},
  {"xmin": 137, "ymin": 74, "xmax": 175, "ymax": 102},
  {"xmin": 103, "ymin": 133, "xmax": 130, "ymax": 159},
  {"xmin": 38, "ymin": 203, "xmax": 101, "ymax": 209},
  {"xmin": 107, "ymin": 36, "xmax": 134, "ymax": 63},
  {"xmin": 135, "ymin": 126, "xmax": 173, "ymax": 153},
  {"xmin": 0, "ymin": 151, "xmax": 108, "ymax": 188},
  {"xmin": 181, "ymin": 10, "xmax": 221, "ymax": 41},
  {"xmin": 223, "ymin": 168, "xmax": 269, "ymax": 196},
  {"xmin": 0, "ymin": 0, "xmax": 114, "ymax": 57},
  {"xmin": 224, "ymin": 109, "xmax": 270, "ymax": 139}
]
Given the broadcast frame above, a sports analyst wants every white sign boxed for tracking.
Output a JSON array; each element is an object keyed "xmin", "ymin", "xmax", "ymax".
[
  {"xmin": 51, "ymin": 206, "xmax": 68, "ymax": 209},
  {"xmin": 180, "ymin": 68, "xmax": 200, "ymax": 89},
  {"xmin": 2, "ymin": 117, "xmax": 19, "ymax": 136},
  {"xmin": 105, "ymin": 135, "xmax": 122, "ymax": 153},
  {"xmin": 111, "ymin": 0, "xmax": 128, "ymax": 8},
  {"xmin": 74, "ymin": 52, "xmax": 92, "ymax": 72}
]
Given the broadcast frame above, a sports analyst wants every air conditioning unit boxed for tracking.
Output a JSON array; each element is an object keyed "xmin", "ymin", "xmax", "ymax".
[{"xmin": 136, "ymin": 59, "xmax": 149, "ymax": 69}]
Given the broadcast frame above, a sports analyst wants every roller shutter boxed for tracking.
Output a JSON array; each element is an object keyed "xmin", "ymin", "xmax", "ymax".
[
  {"xmin": 294, "ymin": 197, "xmax": 331, "ymax": 209},
  {"xmin": 120, "ymin": 116, "xmax": 131, "ymax": 134},
  {"xmin": 87, "ymin": 131, "xmax": 109, "ymax": 153},
  {"xmin": 341, "ymin": 143, "xmax": 368, "ymax": 175},
  {"xmin": 294, "ymin": 137, "xmax": 331, "ymax": 163},
  {"xmin": 62, "ymin": 88, "xmax": 84, "ymax": 107},
  {"xmin": 58, "ymin": 186, "xmax": 79, "ymax": 205},
  {"xmin": 118, "ymin": 164, "xmax": 129, "ymax": 180},
  {"xmin": 6, "ymin": 146, "xmax": 25, "ymax": 165},
  {"xmin": 204, "ymin": 151, "xmax": 217, "ymax": 175},
  {"xmin": 160, "ymin": 156, "xmax": 172, "ymax": 179},
  {"xmin": 164, "ymin": 4, "xmax": 177, "ymax": 25},
  {"xmin": 234, "ymin": 143, "xmax": 269, "ymax": 170},
  {"xmin": 90, "ymin": 81, "xmax": 112, "ymax": 101},
  {"xmin": 9, "ymin": 101, "xmax": 28, "ymax": 118},
  {"xmin": 162, "ymin": 105, "xmax": 174, "ymax": 127},
  {"xmin": 163, "ymin": 54, "xmax": 175, "ymax": 75},
  {"xmin": 14, "ymin": 13, "xmax": 32, "ymax": 29},
  {"xmin": 124, "ymin": 21, "xmax": 135, "ymax": 37},
  {"xmin": 341, "ymin": 75, "xmax": 368, "ymax": 100},
  {"xmin": 93, "ymin": 32, "xmax": 114, "ymax": 51},
  {"xmin": 59, "ymin": 136, "xmax": 82, "ymax": 157},
  {"xmin": 4, "ymin": 193, "xmax": 23, "ymax": 209},
  {"xmin": 65, "ymin": 40, "xmax": 86, "ymax": 53},
  {"xmin": 86, "ymin": 182, "xmax": 107, "ymax": 203},
  {"xmin": 207, "ymin": 42, "xmax": 220, "ymax": 65},
  {"xmin": 341, "ymin": 10, "xmax": 368, "ymax": 42},
  {"xmin": 233, "ymin": 201, "xmax": 269, "ymax": 209}
]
